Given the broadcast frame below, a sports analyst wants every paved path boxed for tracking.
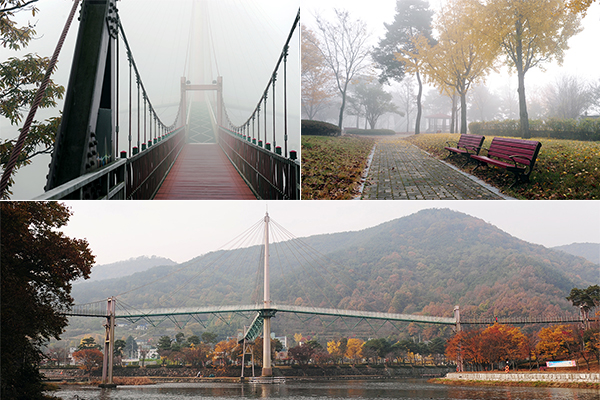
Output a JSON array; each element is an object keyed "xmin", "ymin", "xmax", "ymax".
[{"xmin": 361, "ymin": 137, "xmax": 506, "ymax": 200}]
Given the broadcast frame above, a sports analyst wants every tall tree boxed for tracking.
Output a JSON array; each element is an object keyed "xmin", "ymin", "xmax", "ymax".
[
  {"xmin": 350, "ymin": 76, "xmax": 401, "ymax": 129},
  {"xmin": 310, "ymin": 9, "xmax": 371, "ymax": 129},
  {"xmin": 301, "ymin": 24, "xmax": 336, "ymax": 120},
  {"xmin": 1, "ymin": 202, "xmax": 94, "ymax": 399},
  {"xmin": 0, "ymin": 0, "xmax": 65, "ymax": 198},
  {"xmin": 372, "ymin": 0, "xmax": 434, "ymax": 134},
  {"xmin": 484, "ymin": 0, "xmax": 582, "ymax": 138},
  {"xmin": 543, "ymin": 75, "xmax": 599, "ymax": 118},
  {"xmin": 403, "ymin": 0, "xmax": 499, "ymax": 134}
]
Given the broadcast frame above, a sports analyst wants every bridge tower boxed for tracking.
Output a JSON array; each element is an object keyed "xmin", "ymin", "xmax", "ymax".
[
  {"xmin": 100, "ymin": 297, "xmax": 116, "ymax": 388},
  {"xmin": 46, "ymin": 0, "xmax": 119, "ymax": 192},
  {"xmin": 262, "ymin": 211, "xmax": 273, "ymax": 377}
]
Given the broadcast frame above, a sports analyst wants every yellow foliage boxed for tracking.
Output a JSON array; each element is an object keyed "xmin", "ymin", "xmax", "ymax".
[{"xmin": 345, "ymin": 338, "xmax": 365, "ymax": 361}]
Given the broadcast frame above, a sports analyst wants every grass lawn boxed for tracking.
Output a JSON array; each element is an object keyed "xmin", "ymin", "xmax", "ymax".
[
  {"xmin": 301, "ymin": 135, "xmax": 375, "ymax": 199},
  {"xmin": 406, "ymin": 133, "xmax": 600, "ymax": 199}
]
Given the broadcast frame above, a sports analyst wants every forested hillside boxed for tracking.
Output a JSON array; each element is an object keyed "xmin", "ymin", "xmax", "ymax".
[
  {"xmin": 77, "ymin": 255, "xmax": 176, "ymax": 282},
  {"xmin": 552, "ymin": 242, "xmax": 600, "ymax": 265},
  {"xmin": 72, "ymin": 209, "xmax": 595, "ymax": 336}
]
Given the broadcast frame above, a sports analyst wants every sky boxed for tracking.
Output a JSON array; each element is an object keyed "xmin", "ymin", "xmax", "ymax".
[
  {"xmin": 1, "ymin": 0, "xmax": 300, "ymax": 199},
  {"xmin": 59, "ymin": 200, "xmax": 600, "ymax": 266},
  {"xmin": 303, "ymin": 0, "xmax": 600, "ymax": 96}
]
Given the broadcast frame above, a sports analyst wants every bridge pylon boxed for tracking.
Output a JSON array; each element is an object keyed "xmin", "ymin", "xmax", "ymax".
[
  {"xmin": 100, "ymin": 297, "xmax": 116, "ymax": 388},
  {"xmin": 262, "ymin": 211, "xmax": 273, "ymax": 377},
  {"xmin": 46, "ymin": 0, "xmax": 119, "ymax": 192}
]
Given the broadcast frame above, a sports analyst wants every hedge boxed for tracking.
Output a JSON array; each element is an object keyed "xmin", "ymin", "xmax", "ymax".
[
  {"xmin": 468, "ymin": 118, "xmax": 600, "ymax": 141},
  {"xmin": 301, "ymin": 119, "xmax": 341, "ymax": 136},
  {"xmin": 345, "ymin": 128, "xmax": 396, "ymax": 136}
]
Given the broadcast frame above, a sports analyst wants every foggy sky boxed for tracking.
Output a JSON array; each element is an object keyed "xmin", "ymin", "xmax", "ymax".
[
  {"xmin": 59, "ymin": 200, "xmax": 600, "ymax": 266},
  {"xmin": 303, "ymin": 0, "xmax": 600, "ymax": 93},
  {"xmin": 1, "ymin": 0, "xmax": 300, "ymax": 199}
]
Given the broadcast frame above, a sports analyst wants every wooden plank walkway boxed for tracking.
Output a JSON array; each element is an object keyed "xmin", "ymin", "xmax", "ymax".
[{"xmin": 154, "ymin": 144, "xmax": 256, "ymax": 200}]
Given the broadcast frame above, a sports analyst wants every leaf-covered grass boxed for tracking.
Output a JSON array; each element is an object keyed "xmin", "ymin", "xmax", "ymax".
[
  {"xmin": 301, "ymin": 136, "xmax": 375, "ymax": 199},
  {"xmin": 406, "ymin": 133, "xmax": 600, "ymax": 199}
]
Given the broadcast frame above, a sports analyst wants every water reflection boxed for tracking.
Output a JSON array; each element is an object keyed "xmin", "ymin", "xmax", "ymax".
[{"xmin": 54, "ymin": 379, "xmax": 598, "ymax": 400}]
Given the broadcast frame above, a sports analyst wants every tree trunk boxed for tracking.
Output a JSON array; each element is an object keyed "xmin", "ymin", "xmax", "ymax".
[
  {"xmin": 460, "ymin": 92, "xmax": 467, "ymax": 134},
  {"xmin": 515, "ymin": 20, "xmax": 530, "ymax": 138},
  {"xmin": 415, "ymin": 69, "xmax": 423, "ymax": 134},
  {"xmin": 450, "ymin": 95, "xmax": 457, "ymax": 134},
  {"xmin": 338, "ymin": 88, "xmax": 347, "ymax": 129}
]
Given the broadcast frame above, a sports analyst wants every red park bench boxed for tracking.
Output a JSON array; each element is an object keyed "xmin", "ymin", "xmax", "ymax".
[
  {"xmin": 444, "ymin": 134, "xmax": 485, "ymax": 167},
  {"xmin": 470, "ymin": 137, "xmax": 542, "ymax": 187}
]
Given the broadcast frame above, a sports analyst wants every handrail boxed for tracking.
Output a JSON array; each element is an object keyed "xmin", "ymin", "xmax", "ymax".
[
  {"xmin": 35, "ymin": 158, "xmax": 127, "ymax": 200},
  {"xmin": 125, "ymin": 126, "xmax": 186, "ymax": 199},
  {"xmin": 218, "ymin": 126, "xmax": 300, "ymax": 199}
]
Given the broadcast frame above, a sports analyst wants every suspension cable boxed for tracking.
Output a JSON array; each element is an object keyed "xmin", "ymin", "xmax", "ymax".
[{"xmin": 0, "ymin": 0, "xmax": 81, "ymax": 198}]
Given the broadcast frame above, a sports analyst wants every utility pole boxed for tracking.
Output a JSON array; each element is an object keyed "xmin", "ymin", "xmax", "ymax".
[{"xmin": 454, "ymin": 305, "xmax": 463, "ymax": 373}]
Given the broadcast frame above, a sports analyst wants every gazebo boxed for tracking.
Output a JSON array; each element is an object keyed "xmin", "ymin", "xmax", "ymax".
[{"xmin": 425, "ymin": 114, "xmax": 452, "ymax": 133}]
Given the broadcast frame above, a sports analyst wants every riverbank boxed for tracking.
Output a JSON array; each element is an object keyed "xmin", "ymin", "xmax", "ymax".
[
  {"xmin": 434, "ymin": 372, "xmax": 600, "ymax": 389},
  {"xmin": 43, "ymin": 364, "xmax": 453, "ymax": 384}
]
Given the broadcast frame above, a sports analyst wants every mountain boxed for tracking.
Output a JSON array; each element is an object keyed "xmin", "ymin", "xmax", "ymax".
[
  {"xmin": 72, "ymin": 209, "xmax": 596, "ymax": 326},
  {"xmin": 79, "ymin": 255, "xmax": 176, "ymax": 283},
  {"xmin": 552, "ymin": 242, "xmax": 600, "ymax": 266}
]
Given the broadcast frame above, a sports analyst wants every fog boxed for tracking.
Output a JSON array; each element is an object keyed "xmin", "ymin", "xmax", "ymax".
[
  {"xmin": 302, "ymin": 0, "xmax": 600, "ymax": 129},
  {"xmin": 1, "ymin": 0, "xmax": 300, "ymax": 199}
]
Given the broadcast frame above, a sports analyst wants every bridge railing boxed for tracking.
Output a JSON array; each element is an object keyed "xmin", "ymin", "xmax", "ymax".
[
  {"xmin": 125, "ymin": 126, "xmax": 186, "ymax": 199},
  {"xmin": 218, "ymin": 127, "xmax": 300, "ymax": 199},
  {"xmin": 36, "ymin": 127, "xmax": 185, "ymax": 200},
  {"xmin": 36, "ymin": 158, "xmax": 127, "ymax": 200}
]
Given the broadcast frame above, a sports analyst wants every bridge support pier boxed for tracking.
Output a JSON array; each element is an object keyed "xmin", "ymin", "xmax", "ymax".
[{"xmin": 100, "ymin": 297, "xmax": 116, "ymax": 388}]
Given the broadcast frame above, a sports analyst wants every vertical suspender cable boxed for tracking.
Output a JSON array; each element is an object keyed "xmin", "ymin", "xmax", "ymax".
[
  {"xmin": 128, "ymin": 54, "xmax": 132, "ymax": 157},
  {"xmin": 263, "ymin": 95, "xmax": 267, "ymax": 147},
  {"xmin": 144, "ymin": 96, "xmax": 147, "ymax": 145},
  {"xmin": 272, "ymin": 74, "xmax": 276, "ymax": 151},
  {"xmin": 283, "ymin": 46, "xmax": 288, "ymax": 158},
  {"xmin": 137, "ymin": 79, "xmax": 140, "ymax": 151},
  {"xmin": 116, "ymin": 33, "xmax": 119, "ymax": 156}
]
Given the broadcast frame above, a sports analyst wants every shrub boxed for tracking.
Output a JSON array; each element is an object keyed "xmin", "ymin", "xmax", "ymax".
[
  {"xmin": 468, "ymin": 118, "xmax": 600, "ymax": 141},
  {"xmin": 345, "ymin": 128, "xmax": 396, "ymax": 136},
  {"xmin": 301, "ymin": 119, "xmax": 341, "ymax": 136}
]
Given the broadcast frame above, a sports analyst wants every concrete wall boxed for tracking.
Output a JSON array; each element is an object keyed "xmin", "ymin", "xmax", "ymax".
[{"xmin": 445, "ymin": 372, "xmax": 600, "ymax": 383}]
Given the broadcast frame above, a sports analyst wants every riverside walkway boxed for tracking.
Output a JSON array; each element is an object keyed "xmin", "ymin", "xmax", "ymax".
[{"xmin": 361, "ymin": 136, "xmax": 509, "ymax": 200}]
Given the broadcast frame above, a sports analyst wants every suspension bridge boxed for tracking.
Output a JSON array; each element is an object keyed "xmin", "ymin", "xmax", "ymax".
[
  {"xmin": 1, "ymin": 0, "xmax": 300, "ymax": 200},
  {"xmin": 65, "ymin": 211, "xmax": 585, "ymax": 386}
]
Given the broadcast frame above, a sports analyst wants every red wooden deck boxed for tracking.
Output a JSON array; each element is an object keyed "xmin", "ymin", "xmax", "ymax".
[{"xmin": 154, "ymin": 144, "xmax": 256, "ymax": 200}]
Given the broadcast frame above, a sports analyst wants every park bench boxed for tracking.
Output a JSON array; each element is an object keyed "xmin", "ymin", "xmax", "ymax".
[
  {"xmin": 444, "ymin": 134, "xmax": 485, "ymax": 167},
  {"xmin": 470, "ymin": 137, "xmax": 542, "ymax": 186}
]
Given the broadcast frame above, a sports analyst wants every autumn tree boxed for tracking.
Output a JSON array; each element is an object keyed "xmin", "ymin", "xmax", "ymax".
[
  {"xmin": 536, "ymin": 324, "xmax": 580, "ymax": 361},
  {"xmin": 301, "ymin": 24, "xmax": 336, "ymax": 120},
  {"xmin": 327, "ymin": 337, "xmax": 348, "ymax": 363},
  {"xmin": 478, "ymin": 323, "xmax": 528, "ymax": 369},
  {"xmin": 77, "ymin": 337, "xmax": 101, "ymax": 351},
  {"xmin": 402, "ymin": 0, "xmax": 499, "ymax": 134},
  {"xmin": 345, "ymin": 338, "xmax": 365, "ymax": 363},
  {"xmin": 373, "ymin": 0, "xmax": 434, "ymax": 134},
  {"xmin": 483, "ymin": 0, "xmax": 582, "ymax": 138},
  {"xmin": 310, "ymin": 9, "xmax": 371, "ymax": 129},
  {"xmin": 0, "ymin": 0, "xmax": 65, "ymax": 198},
  {"xmin": 182, "ymin": 343, "xmax": 212, "ymax": 367},
  {"xmin": 72, "ymin": 348, "xmax": 103, "ymax": 379},
  {"xmin": 1, "ymin": 202, "xmax": 94, "ymax": 399}
]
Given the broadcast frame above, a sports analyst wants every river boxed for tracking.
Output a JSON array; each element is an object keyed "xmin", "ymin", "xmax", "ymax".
[{"xmin": 53, "ymin": 379, "xmax": 598, "ymax": 400}]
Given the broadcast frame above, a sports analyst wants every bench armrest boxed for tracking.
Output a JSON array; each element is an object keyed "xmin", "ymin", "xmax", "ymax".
[{"xmin": 508, "ymin": 154, "xmax": 533, "ymax": 165}]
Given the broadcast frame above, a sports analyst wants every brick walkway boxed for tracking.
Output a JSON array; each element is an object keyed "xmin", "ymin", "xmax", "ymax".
[{"xmin": 361, "ymin": 137, "xmax": 506, "ymax": 200}]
